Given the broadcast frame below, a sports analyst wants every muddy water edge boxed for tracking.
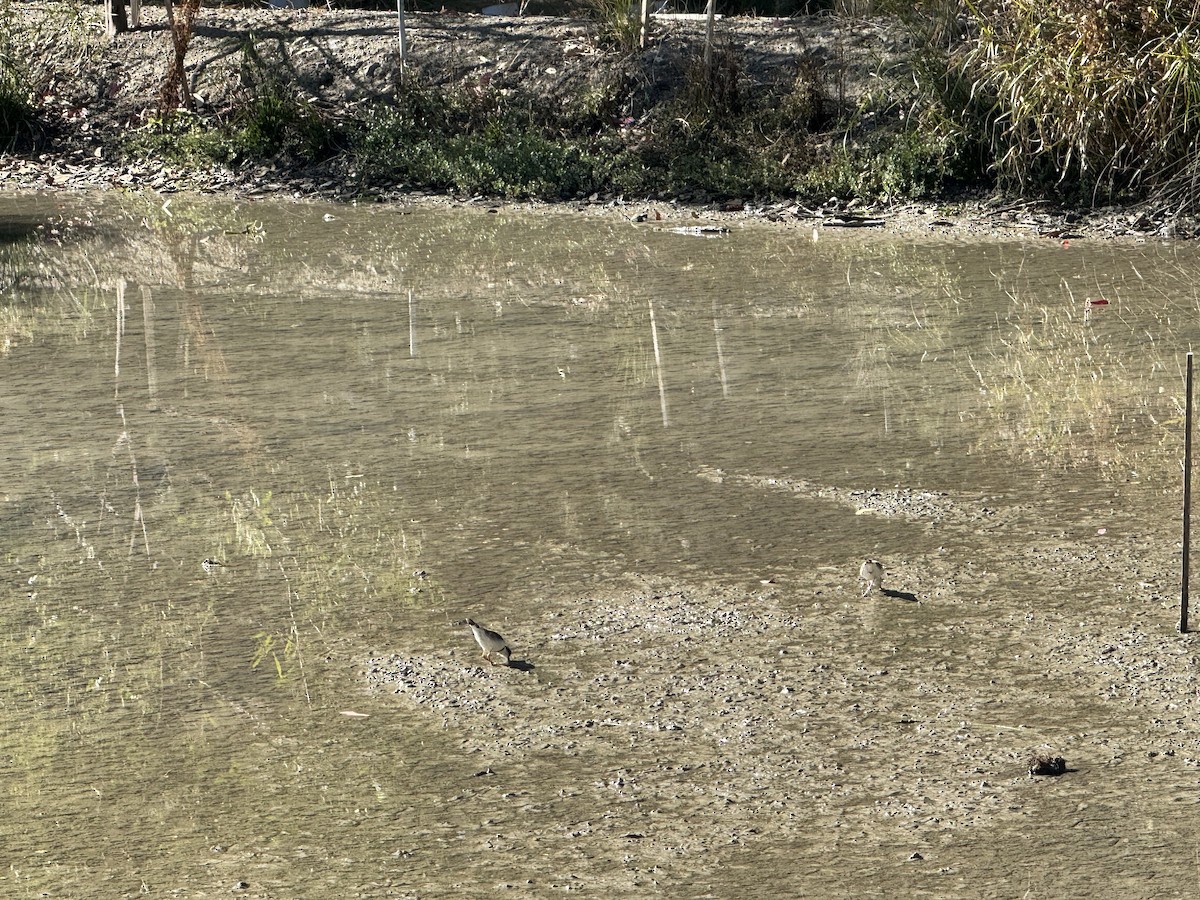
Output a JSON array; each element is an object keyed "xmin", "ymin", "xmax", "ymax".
[{"xmin": 2, "ymin": 191, "xmax": 1199, "ymax": 897}]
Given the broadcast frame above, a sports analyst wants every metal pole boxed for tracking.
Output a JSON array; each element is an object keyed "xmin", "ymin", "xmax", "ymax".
[{"xmin": 1183, "ymin": 351, "xmax": 1193, "ymax": 633}]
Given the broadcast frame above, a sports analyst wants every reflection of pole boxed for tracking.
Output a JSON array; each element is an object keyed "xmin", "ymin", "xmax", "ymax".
[
  {"xmin": 142, "ymin": 286, "xmax": 159, "ymax": 411},
  {"xmin": 1183, "ymin": 351, "xmax": 1193, "ymax": 633},
  {"xmin": 114, "ymin": 278, "xmax": 126, "ymax": 398},
  {"xmin": 118, "ymin": 404, "xmax": 151, "ymax": 557},
  {"xmin": 712, "ymin": 306, "xmax": 729, "ymax": 399},
  {"xmin": 408, "ymin": 289, "xmax": 417, "ymax": 357},
  {"xmin": 649, "ymin": 298, "xmax": 668, "ymax": 427}
]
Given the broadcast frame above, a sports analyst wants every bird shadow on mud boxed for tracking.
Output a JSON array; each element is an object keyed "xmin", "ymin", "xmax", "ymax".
[
  {"xmin": 507, "ymin": 659, "xmax": 536, "ymax": 672},
  {"xmin": 881, "ymin": 588, "xmax": 919, "ymax": 602}
]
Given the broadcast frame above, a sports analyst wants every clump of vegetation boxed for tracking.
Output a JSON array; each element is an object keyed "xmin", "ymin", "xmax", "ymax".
[
  {"xmin": 125, "ymin": 109, "xmax": 236, "ymax": 166},
  {"xmin": 131, "ymin": 33, "xmax": 341, "ymax": 167},
  {"xmin": 231, "ymin": 38, "xmax": 340, "ymax": 162},
  {"xmin": 946, "ymin": 0, "xmax": 1200, "ymax": 210},
  {"xmin": 351, "ymin": 78, "xmax": 606, "ymax": 199},
  {"xmin": 0, "ymin": 0, "xmax": 33, "ymax": 148},
  {"xmin": 106, "ymin": 0, "xmax": 1200, "ymax": 212},
  {"xmin": 586, "ymin": 0, "xmax": 644, "ymax": 53}
]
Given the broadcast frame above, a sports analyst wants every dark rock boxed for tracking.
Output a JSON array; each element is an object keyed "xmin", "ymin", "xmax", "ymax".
[{"xmin": 1027, "ymin": 754, "xmax": 1067, "ymax": 777}]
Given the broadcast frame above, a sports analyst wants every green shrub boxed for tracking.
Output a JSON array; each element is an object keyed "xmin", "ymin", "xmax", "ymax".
[
  {"xmin": 0, "ymin": 0, "xmax": 32, "ymax": 148},
  {"xmin": 353, "ymin": 100, "xmax": 606, "ymax": 199},
  {"xmin": 234, "ymin": 91, "xmax": 337, "ymax": 161},
  {"xmin": 801, "ymin": 126, "xmax": 974, "ymax": 203},
  {"xmin": 125, "ymin": 111, "xmax": 239, "ymax": 166}
]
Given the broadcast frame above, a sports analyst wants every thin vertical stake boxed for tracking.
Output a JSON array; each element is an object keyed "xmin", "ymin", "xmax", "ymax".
[
  {"xmin": 704, "ymin": 0, "xmax": 715, "ymax": 75},
  {"xmin": 397, "ymin": 0, "xmax": 407, "ymax": 73},
  {"xmin": 1183, "ymin": 351, "xmax": 1193, "ymax": 633}
]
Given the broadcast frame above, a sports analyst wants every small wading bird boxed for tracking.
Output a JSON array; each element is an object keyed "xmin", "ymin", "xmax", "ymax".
[
  {"xmin": 460, "ymin": 618, "xmax": 511, "ymax": 666},
  {"xmin": 201, "ymin": 558, "xmax": 225, "ymax": 575},
  {"xmin": 859, "ymin": 558, "xmax": 884, "ymax": 596}
]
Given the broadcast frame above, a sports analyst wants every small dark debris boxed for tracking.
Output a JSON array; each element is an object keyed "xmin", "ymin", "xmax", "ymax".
[
  {"xmin": 823, "ymin": 216, "xmax": 885, "ymax": 228},
  {"xmin": 908, "ymin": 852, "xmax": 923, "ymax": 861},
  {"xmin": 1028, "ymin": 754, "xmax": 1067, "ymax": 777}
]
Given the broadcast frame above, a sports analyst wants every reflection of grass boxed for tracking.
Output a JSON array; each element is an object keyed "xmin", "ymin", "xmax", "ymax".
[
  {"xmin": 960, "ymin": 292, "xmax": 1179, "ymax": 479},
  {"xmin": 227, "ymin": 489, "xmax": 274, "ymax": 557},
  {"xmin": 226, "ymin": 475, "xmax": 436, "ymax": 685},
  {"xmin": 0, "ymin": 473, "xmax": 427, "ymax": 784},
  {"xmin": 0, "ymin": 274, "xmax": 109, "ymax": 353},
  {"xmin": 0, "ymin": 303, "xmax": 33, "ymax": 354}
]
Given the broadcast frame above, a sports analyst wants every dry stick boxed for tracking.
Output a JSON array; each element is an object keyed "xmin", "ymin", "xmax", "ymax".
[
  {"xmin": 161, "ymin": 0, "xmax": 201, "ymax": 113},
  {"xmin": 1182, "ymin": 351, "xmax": 1193, "ymax": 633}
]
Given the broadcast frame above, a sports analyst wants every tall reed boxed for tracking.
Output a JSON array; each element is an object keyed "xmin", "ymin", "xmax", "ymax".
[{"xmin": 951, "ymin": 0, "xmax": 1200, "ymax": 209}]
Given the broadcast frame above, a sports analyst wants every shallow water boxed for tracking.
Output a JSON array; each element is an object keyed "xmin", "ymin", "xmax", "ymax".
[{"xmin": 2, "ymin": 191, "xmax": 1199, "ymax": 896}]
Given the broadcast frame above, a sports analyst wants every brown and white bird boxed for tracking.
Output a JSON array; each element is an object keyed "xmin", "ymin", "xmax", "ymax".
[
  {"xmin": 461, "ymin": 618, "xmax": 511, "ymax": 666},
  {"xmin": 859, "ymin": 559, "xmax": 884, "ymax": 596}
]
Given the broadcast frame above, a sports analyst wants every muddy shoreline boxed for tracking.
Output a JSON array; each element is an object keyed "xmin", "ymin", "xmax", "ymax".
[
  {"xmin": 7, "ymin": 9, "xmax": 1200, "ymax": 894},
  {"xmin": 362, "ymin": 464, "xmax": 1199, "ymax": 895}
]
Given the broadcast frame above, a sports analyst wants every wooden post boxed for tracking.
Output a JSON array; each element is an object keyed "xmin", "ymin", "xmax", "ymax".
[
  {"xmin": 640, "ymin": 0, "xmax": 649, "ymax": 49},
  {"xmin": 1183, "ymin": 351, "xmax": 1193, "ymax": 633},
  {"xmin": 105, "ymin": 0, "xmax": 129, "ymax": 37},
  {"xmin": 704, "ymin": 0, "xmax": 714, "ymax": 75},
  {"xmin": 397, "ymin": 0, "xmax": 407, "ymax": 74}
]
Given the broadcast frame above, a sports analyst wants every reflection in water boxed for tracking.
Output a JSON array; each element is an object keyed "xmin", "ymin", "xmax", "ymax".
[
  {"xmin": 648, "ymin": 297, "xmax": 669, "ymax": 427},
  {"xmin": 713, "ymin": 299, "xmax": 731, "ymax": 399},
  {"xmin": 1, "ymin": 191, "xmax": 1198, "ymax": 892}
]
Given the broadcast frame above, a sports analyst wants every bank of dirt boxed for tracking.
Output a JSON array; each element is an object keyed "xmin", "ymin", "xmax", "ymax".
[{"xmin": 5, "ymin": 2, "xmax": 1193, "ymax": 239}]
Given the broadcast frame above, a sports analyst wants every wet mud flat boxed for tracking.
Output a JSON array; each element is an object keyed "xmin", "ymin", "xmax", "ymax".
[{"xmin": 365, "ymin": 470, "xmax": 1200, "ymax": 896}]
